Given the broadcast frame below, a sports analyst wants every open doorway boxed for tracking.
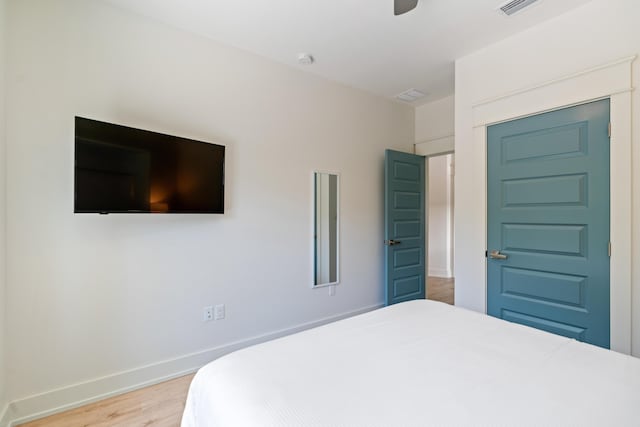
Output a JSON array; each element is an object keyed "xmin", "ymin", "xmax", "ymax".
[{"xmin": 426, "ymin": 153, "xmax": 454, "ymax": 305}]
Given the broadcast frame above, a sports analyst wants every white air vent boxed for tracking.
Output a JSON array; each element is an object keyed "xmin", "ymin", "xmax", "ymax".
[
  {"xmin": 395, "ymin": 88, "xmax": 426, "ymax": 103},
  {"xmin": 499, "ymin": 0, "xmax": 539, "ymax": 16}
]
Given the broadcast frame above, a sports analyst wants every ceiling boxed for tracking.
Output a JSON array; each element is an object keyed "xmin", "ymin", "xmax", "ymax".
[{"xmin": 105, "ymin": 0, "xmax": 594, "ymax": 105}]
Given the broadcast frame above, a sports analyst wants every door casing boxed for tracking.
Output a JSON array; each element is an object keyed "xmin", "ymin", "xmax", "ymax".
[{"xmin": 465, "ymin": 57, "xmax": 633, "ymax": 354}]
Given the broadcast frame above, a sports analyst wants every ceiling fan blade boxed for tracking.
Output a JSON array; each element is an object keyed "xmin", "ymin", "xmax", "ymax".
[{"xmin": 394, "ymin": 0, "xmax": 418, "ymax": 15}]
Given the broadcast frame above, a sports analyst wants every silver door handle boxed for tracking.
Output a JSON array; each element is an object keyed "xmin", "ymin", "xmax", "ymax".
[
  {"xmin": 384, "ymin": 240, "xmax": 402, "ymax": 246},
  {"xmin": 489, "ymin": 250, "xmax": 508, "ymax": 260}
]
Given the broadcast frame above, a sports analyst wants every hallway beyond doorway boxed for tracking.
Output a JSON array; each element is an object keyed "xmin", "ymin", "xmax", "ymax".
[{"xmin": 427, "ymin": 277, "xmax": 454, "ymax": 305}]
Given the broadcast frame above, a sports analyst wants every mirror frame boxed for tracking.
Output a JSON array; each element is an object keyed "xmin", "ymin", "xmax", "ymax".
[{"xmin": 311, "ymin": 170, "xmax": 340, "ymax": 288}]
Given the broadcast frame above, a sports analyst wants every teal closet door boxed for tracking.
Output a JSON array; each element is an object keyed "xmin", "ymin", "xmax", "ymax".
[{"xmin": 487, "ymin": 99, "xmax": 611, "ymax": 348}]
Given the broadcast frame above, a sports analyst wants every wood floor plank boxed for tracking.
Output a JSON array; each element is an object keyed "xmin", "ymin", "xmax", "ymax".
[
  {"xmin": 427, "ymin": 276, "xmax": 454, "ymax": 305},
  {"xmin": 18, "ymin": 374, "xmax": 195, "ymax": 427}
]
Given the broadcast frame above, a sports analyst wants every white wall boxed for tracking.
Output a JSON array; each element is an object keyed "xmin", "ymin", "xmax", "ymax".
[
  {"xmin": 415, "ymin": 95, "xmax": 454, "ymax": 143},
  {"xmin": 415, "ymin": 95, "xmax": 454, "ymax": 155},
  {"xmin": 427, "ymin": 154, "xmax": 453, "ymax": 278},
  {"xmin": 454, "ymin": 0, "xmax": 640, "ymax": 355},
  {"xmin": 0, "ymin": 0, "xmax": 7, "ymax": 420},
  {"xmin": 4, "ymin": 0, "xmax": 414, "ymax": 418}
]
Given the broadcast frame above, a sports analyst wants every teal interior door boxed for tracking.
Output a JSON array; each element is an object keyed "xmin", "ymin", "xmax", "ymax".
[
  {"xmin": 384, "ymin": 149, "xmax": 425, "ymax": 306},
  {"xmin": 487, "ymin": 99, "xmax": 611, "ymax": 348}
]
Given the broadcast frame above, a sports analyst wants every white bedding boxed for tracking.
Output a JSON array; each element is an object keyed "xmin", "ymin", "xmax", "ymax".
[{"xmin": 182, "ymin": 300, "xmax": 640, "ymax": 426}]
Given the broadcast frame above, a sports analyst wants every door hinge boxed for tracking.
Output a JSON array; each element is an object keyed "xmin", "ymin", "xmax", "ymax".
[
  {"xmin": 608, "ymin": 241, "xmax": 612, "ymax": 257},
  {"xmin": 485, "ymin": 250, "xmax": 488, "ymax": 258},
  {"xmin": 608, "ymin": 122, "xmax": 611, "ymax": 138}
]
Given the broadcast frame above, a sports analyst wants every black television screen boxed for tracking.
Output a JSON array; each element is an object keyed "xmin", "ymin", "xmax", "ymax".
[{"xmin": 74, "ymin": 117, "xmax": 225, "ymax": 214}]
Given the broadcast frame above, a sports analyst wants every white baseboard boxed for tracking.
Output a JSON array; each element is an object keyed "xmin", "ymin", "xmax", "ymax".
[
  {"xmin": 1, "ymin": 303, "xmax": 382, "ymax": 427},
  {"xmin": 428, "ymin": 268, "xmax": 452, "ymax": 278}
]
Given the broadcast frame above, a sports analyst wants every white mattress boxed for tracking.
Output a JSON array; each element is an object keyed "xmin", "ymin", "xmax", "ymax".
[{"xmin": 182, "ymin": 300, "xmax": 640, "ymax": 426}]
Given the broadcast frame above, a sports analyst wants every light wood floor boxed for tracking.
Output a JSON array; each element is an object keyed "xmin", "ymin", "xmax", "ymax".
[
  {"xmin": 18, "ymin": 374, "xmax": 195, "ymax": 427},
  {"xmin": 427, "ymin": 276, "xmax": 454, "ymax": 305}
]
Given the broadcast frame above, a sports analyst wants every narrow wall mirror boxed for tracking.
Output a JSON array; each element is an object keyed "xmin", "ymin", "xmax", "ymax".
[{"xmin": 313, "ymin": 171, "xmax": 339, "ymax": 287}]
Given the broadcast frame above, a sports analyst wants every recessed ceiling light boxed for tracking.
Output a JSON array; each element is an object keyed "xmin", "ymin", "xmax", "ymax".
[
  {"xmin": 298, "ymin": 53, "xmax": 314, "ymax": 65},
  {"xmin": 395, "ymin": 88, "xmax": 426, "ymax": 102}
]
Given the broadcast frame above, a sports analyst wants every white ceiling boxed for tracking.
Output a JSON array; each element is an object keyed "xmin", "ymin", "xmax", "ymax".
[{"xmin": 106, "ymin": 0, "xmax": 594, "ymax": 105}]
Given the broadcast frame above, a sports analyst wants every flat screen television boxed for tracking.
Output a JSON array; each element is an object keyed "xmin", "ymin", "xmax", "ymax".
[{"xmin": 74, "ymin": 117, "xmax": 225, "ymax": 214}]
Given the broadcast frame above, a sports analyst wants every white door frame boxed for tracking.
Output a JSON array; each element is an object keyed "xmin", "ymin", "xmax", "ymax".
[
  {"xmin": 415, "ymin": 141, "xmax": 455, "ymax": 299},
  {"xmin": 471, "ymin": 56, "xmax": 635, "ymax": 354}
]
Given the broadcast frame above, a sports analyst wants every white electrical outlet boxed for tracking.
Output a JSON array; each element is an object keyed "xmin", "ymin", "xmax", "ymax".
[
  {"xmin": 214, "ymin": 304, "xmax": 225, "ymax": 320},
  {"xmin": 203, "ymin": 306, "xmax": 213, "ymax": 322}
]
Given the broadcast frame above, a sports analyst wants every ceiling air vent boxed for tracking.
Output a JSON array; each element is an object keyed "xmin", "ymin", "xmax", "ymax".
[
  {"xmin": 499, "ymin": 0, "xmax": 539, "ymax": 16},
  {"xmin": 395, "ymin": 88, "xmax": 426, "ymax": 103}
]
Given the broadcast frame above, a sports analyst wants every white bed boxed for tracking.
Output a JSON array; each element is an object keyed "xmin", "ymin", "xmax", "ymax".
[{"xmin": 182, "ymin": 300, "xmax": 640, "ymax": 426}]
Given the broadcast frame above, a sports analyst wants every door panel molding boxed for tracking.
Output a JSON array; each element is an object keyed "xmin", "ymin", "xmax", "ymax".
[{"xmin": 469, "ymin": 56, "xmax": 633, "ymax": 354}]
